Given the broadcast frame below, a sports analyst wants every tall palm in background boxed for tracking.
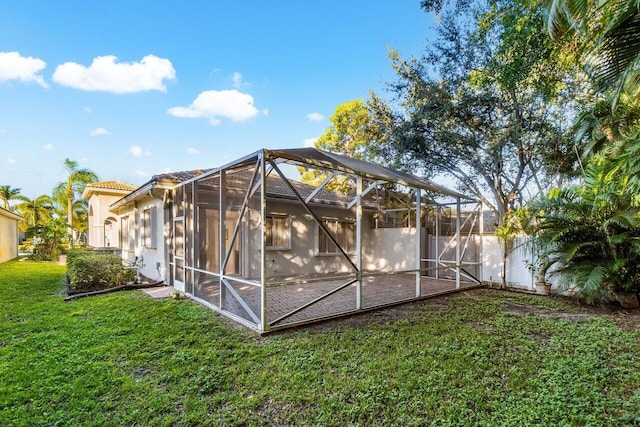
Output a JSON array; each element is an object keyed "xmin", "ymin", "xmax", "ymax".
[
  {"xmin": 53, "ymin": 159, "xmax": 97, "ymax": 243},
  {"xmin": 16, "ymin": 195, "xmax": 54, "ymax": 232},
  {"xmin": 0, "ymin": 185, "xmax": 26, "ymax": 210},
  {"xmin": 52, "ymin": 198, "xmax": 89, "ymax": 240}
]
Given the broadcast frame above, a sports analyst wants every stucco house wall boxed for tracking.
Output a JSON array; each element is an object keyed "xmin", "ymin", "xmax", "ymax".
[
  {"xmin": 83, "ymin": 181, "xmax": 169, "ymax": 281},
  {"xmin": 0, "ymin": 208, "xmax": 21, "ymax": 263},
  {"xmin": 235, "ymin": 200, "xmax": 419, "ymax": 280},
  {"xmin": 134, "ymin": 197, "xmax": 166, "ymax": 282},
  {"xmin": 82, "ymin": 181, "xmax": 138, "ymax": 248},
  {"xmin": 109, "ymin": 192, "xmax": 169, "ymax": 282}
]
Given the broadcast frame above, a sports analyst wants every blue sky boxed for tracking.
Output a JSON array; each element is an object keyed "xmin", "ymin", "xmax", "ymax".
[{"xmin": 0, "ymin": 1, "xmax": 435, "ymax": 198}]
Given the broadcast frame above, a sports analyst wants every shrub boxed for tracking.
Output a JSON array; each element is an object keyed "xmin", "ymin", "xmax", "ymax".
[
  {"xmin": 67, "ymin": 250, "xmax": 135, "ymax": 291},
  {"xmin": 530, "ymin": 156, "xmax": 640, "ymax": 303},
  {"xmin": 24, "ymin": 219, "xmax": 69, "ymax": 261}
]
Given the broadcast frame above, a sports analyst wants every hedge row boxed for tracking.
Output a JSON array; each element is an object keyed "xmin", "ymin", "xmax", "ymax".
[{"xmin": 67, "ymin": 249, "xmax": 136, "ymax": 291}]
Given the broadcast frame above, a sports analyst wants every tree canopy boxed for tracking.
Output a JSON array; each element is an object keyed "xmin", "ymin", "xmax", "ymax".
[
  {"xmin": 370, "ymin": 0, "xmax": 589, "ymax": 224},
  {"xmin": 16, "ymin": 194, "xmax": 53, "ymax": 233},
  {"xmin": 0, "ymin": 185, "xmax": 26, "ymax": 210},
  {"xmin": 300, "ymin": 99, "xmax": 384, "ymax": 193}
]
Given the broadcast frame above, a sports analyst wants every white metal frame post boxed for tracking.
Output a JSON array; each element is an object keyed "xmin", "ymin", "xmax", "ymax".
[
  {"xmin": 435, "ymin": 206, "xmax": 440, "ymax": 279},
  {"xmin": 260, "ymin": 152, "xmax": 268, "ymax": 332},
  {"xmin": 191, "ymin": 181, "xmax": 197, "ymax": 295},
  {"xmin": 479, "ymin": 201, "xmax": 484, "ymax": 284},
  {"xmin": 219, "ymin": 170, "xmax": 226, "ymax": 309},
  {"xmin": 456, "ymin": 197, "xmax": 461, "ymax": 289},
  {"xmin": 355, "ymin": 175, "xmax": 363, "ymax": 310},
  {"xmin": 415, "ymin": 188, "xmax": 422, "ymax": 297}
]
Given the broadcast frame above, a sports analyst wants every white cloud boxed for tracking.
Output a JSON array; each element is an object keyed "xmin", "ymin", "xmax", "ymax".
[
  {"xmin": 0, "ymin": 128, "xmax": 6, "ymax": 134},
  {"xmin": 135, "ymin": 170, "xmax": 149, "ymax": 178},
  {"xmin": 231, "ymin": 72, "xmax": 249, "ymax": 89},
  {"xmin": 90, "ymin": 127, "xmax": 110, "ymax": 136},
  {"xmin": 53, "ymin": 54, "xmax": 176, "ymax": 94},
  {"xmin": 43, "ymin": 144, "xmax": 54, "ymax": 151},
  {"xmin": 168, "ymin": 89, "xmax": 262, "ymax": 126},
  {"xmin": 6, "ymin": 158, "xmax": 16, "ymax": 164},
  {"xmin": 186, "ymin": 147, "xmax": 202, "ymax": 155},
  {"xmin": 303, "ymin": 137, "xmax": 318, "ymax": 148},
  {"xmin": 307, "ymin": 112, "xmax": 324, "ymax": 122},
  {"xmin": 129, "ymin": 146, "xmax": 151, "ymax": 157},
  {"xmin": 162, "ymin": 167, "xmax": 172, "ymax": 173},
  {"xmin": 0, "ymin": 52, "xmax": 48, "ymax": 88},
  {"xmin": 84, "ymin": 106, "xmax": 92, "ymax": 113}
]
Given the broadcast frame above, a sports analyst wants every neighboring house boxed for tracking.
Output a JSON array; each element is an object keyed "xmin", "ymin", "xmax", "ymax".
[
  {"xmin": 82, "ymin": 181, "xmax": 139, "ymax": 248},
  {"xmin": 0, "ymin": 207, "xmax": 21, "ymax": 263}
]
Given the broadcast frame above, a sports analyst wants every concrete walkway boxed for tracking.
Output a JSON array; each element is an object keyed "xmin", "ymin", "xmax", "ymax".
[{"xmin": 140, "ymin": 286, "xmax": 173, "ymax": 299}]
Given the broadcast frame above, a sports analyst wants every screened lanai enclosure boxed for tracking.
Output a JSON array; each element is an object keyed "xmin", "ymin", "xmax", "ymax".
[{"xmin": 170, "ymin": 148, "xmax": 484, "ymax": 332}]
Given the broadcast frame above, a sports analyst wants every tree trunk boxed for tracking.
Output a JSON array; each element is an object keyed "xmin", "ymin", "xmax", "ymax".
[
  {"xmin": 502, "ymin": 246, "xmax": 508, "ymax": 289},
  {"xmin": 67, "ymin": 185, "xmax": 74, "ymax": 248}
]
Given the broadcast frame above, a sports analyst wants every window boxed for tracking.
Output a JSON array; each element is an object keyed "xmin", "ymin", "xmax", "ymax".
[
  {"xmin": 120, "ymin": 216, "xmax": 134, "ymax": 252},
  {"xmin": 266, "ymin": 216, "xmax": 290, "ymax": 250},
  {"xmin": 317, "ymin": 219, "xmax": 355, "ymax": 255},
  {"xmin": 142, "ymin": 207, "xmax": 157, "ymax": 249}
]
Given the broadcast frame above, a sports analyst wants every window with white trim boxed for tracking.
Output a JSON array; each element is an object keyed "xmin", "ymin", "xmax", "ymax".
[
  {"xmin": 317, "ymin": 219, "xmax": 355, "ymax": 255},
  {"xmin": 142, "ymin": 207, "xmax": 157, "ymax": 249},
  {"xmin": 266, "ymin": 215, "xmax": 291, "ymax": 250}
]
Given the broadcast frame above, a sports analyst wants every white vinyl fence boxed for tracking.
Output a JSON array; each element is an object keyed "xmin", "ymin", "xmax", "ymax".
[{"xmin": 481, "ymin": 235, "xmax": 546, "ymax": 291}]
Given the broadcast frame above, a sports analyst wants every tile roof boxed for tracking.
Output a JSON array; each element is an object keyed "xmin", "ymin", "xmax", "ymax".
[
  {"xmin": 202, "ymin": 169, "xmax": 371, "ymax": 207},
  {"xmin": 86, "ymin": 181, "xmax": 138, "ymax": 192},
  {"xmin": 152, "ymin": 169, "xmax": 212, "ymax": 184}
]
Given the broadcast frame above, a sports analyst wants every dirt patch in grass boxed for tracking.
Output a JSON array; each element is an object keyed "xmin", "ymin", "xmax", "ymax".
[{"xmin": 501, "ymin": 294, "xmax": 640, "ymax": 330}]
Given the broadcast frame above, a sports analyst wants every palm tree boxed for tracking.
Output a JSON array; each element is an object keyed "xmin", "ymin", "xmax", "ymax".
[
  {"xmin": 16, "ymin": 194, "xmax": 54, "ymax": 232},
  {"xmin": 70, "ymin": 199, "xmax": 89, "ymax": 237},
  {"xmin": 546, "ymin": 0, "xmax": 640, "ymax": 97},
  {"xmin": 538, "ymin": 1, "xmax": 640, "ymax": 305},
  {"xmin": 576, "ymin": 84, "xmax": 640, "ymax": 156},
  {"xmin": 0, "ymin": 185, "xmax": 26, "ymax": 210},
  {"xmin": 530, "ymin": 156, "xmax": 640, "ymax": 302},
  {"xmin": 53, "ymin": 159, "xmax": 98, "ymax": 243}
]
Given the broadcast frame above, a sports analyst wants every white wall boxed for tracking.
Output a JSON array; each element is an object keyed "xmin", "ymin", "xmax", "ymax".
[
  {"xmin": 249, "ymin": 203, "xmax": 365, "ymax": 279},
  {"xmin": 364, "ymin": 228, "xmax": 416, "ymax": 271},
  {"xmin": 137, "ymin": 198, "xmax": 166, "ymax": 282},
  {"xmin": 0, "ymin": 213, "xmax": 19, "ymax": 263},
  {"xmin": 424, "ymin": 235, "xmax": 480, "ymax": 279},
  {"xmin": 117, "ymin": 198, "xmax": 166, "ymax": 282},
  {"xmin": 481, "ymin": 235, "xmax": 537, "ymax": 290},
  {"xmin": 87, "ymin": 193, "xmax": 127, "ymax": 248}
]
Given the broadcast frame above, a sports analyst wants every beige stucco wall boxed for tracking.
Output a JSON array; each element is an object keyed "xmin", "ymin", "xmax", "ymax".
[
  {"xmin": 116, "ymin": 197, "xmax": 167, "ymax": 283},
  {"xmin": 234, "ymin": 201, "xmax": 419, "ymax": 280},
  {"xmin": 0, "ymin": 210, "xmax": 20, "ymax": 263},
  {"xmin": 87, "ymin": 193, "xmax": 129, "ymax": 248},
  {"xmin": 85, "ymin": 186, "xmax": 168, "ymax": 282}
]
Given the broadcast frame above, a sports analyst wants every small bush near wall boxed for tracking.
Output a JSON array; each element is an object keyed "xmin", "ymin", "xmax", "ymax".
[{"xmin": 67, "ymin": 249, "xmax": 135, "ymax": 291}]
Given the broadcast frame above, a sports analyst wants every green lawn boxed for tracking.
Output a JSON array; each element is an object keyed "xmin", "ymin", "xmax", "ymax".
[{"xmin": 1, "ymin": 260, "xmax": 639, "ymax": 426}]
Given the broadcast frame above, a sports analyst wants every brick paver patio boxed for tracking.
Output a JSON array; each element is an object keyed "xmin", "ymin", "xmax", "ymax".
[{"xmin": 191, "ymin": 272, "xmax": 481, "ymax": 330}]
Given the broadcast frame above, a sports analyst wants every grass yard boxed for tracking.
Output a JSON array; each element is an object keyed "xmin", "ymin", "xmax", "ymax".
[{"xmin": 1, "ymin": 260, "xmax": 639, "ymax": 426}]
